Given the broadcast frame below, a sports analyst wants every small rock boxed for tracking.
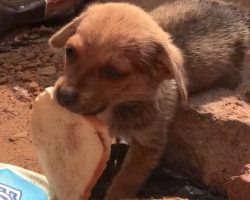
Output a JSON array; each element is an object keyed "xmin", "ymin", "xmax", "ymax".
[
  {"xmin": 32, "ymin": 25, "xmax": 54, "ymax": 35},
  {"xmin": 37, "ymin": 66, "xmax": 56, "ymax": 76},
  {"xmin": 183, "ymin": 185, "xmax": 206, "ymax": 196},
  {"xmin": 27, "ymin": 81, "xmax": 39, "ymax": 92},
  {"xmin": 175, "ymin": 185, "xmax": 208, "ymax": 199},
  {"xmin": 13, "ymin": 86, "xmax": 30, "ymax": 101},
  {"xmin": 28, "ymin": 33, "xmax": 40, "ymax": 40},
  {"xmin": 0, "ymin": 77, "xmax": 8, "ymax": 85},
  {"xmin": 242, "ymin": 164, "xmax": 250, "ymax": 174}
]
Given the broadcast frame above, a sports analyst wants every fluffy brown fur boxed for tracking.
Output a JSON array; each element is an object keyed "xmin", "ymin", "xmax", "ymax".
[
  {"xmin": 49, "ymin": 0, "xmax": 249, "ymax": 199},
  {"xmin": 151, "ymin": 0, "xmax": 249, "ymax": 91}
]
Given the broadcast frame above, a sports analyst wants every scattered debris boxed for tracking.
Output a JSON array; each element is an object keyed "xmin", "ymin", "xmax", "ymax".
[
  {"xmin": 8, "ymin": 138, "xmax": 15, "ymax": 143},
  {"xmin": 27, "ymin": 81, "xmax": 40, "ymax": 92},
  {"xmin": 13, "ymin": 86, "xmax": 30, "ymax": 101},
  {"xmin": 1, "ymin": 108, "xmax": 19, "ymax": 116},
  {"xmin": 37, "ymin": 65, "xmax": 56, "ymax": 76},
  {"xmin": 31, "ymin": 25, "xmax": 54, "ymax": 36},
  {"xmin": 28, "ymin": 34, "xmax": 41, "ymax": 40}
]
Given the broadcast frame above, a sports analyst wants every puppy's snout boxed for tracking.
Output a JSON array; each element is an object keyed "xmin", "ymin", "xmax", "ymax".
[{"xmin": 56, "ymin": 86, "xmax": 79, "ymax": 107}]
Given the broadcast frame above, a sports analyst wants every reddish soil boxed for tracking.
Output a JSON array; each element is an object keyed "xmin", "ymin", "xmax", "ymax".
[{"xmin": 0, "ymin": 26, "xmax": 62, "ymax": 173}]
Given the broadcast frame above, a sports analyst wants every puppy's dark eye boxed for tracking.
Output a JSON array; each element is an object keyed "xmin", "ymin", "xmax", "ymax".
[
  {"xmin": 100, "ymin": 67, "xmax": 125, "ymax": 80},
  {"xmin": 65, "ymin": 46, "xmax": 76, "ymax": 61}
]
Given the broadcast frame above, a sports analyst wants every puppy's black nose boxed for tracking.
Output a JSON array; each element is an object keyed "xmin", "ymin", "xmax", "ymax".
[{"xmin": 56, "ymin": 86, "xmax": 79, "ymax": 107}]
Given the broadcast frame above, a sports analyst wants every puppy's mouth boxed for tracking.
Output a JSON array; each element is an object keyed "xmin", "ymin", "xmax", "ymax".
[
  {"xmin": 65, "ymin": 104, "xmax": 108, "ymax": 116},
  {"xmin": 80, "ymin": 104, "xmax": 108, "ymax": 116}
]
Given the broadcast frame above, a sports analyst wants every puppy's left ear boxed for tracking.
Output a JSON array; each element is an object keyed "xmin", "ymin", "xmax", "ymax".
[
  {"xmin": 48, "ymin": 12, "xmax": 85, "ymax": 49},
  {"xmin": 154, "ymin": 40, "xmax": 188, "ymax": 104}
]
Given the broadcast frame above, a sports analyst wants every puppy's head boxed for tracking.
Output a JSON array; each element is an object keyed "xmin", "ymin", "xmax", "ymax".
[{"xmin": 50, "ymin": 3, "xmax": 187, "ymax": 115}]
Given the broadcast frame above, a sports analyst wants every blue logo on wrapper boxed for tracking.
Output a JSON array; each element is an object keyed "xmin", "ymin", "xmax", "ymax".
[
  {"xmin": 0, "ymin": 169, "xmax": 48, "ymax": 200},
  {"xmin": 0, "ymin": 184, "xmax": 22, "ymax": 200}
]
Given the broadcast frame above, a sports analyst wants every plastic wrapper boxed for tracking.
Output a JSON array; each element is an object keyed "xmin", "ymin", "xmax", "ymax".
[{"xmin": 0, "ymin": 163, "xmax": 53, "ymax": 200}]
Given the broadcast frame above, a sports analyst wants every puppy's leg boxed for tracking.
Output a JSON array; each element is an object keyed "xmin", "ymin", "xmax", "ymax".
[{"xmin": 105, "ymin": 138, "xmax": 165, "ymax": 200}]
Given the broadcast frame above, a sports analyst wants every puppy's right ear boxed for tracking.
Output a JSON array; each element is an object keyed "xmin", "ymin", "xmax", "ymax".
[{"xmin": 49, "ymin": 14, "xmax": 84, "ymax": 49}]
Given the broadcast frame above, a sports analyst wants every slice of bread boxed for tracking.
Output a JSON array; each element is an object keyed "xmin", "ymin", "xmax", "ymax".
[{"xmin": 31, "ymin": 87, "xmax": 111, "ymax": 200}]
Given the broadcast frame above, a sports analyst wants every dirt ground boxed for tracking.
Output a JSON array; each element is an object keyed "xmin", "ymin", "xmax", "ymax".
[{"xmin": 0, "ymin": 26, "xmax": 62, "ymax": 173}]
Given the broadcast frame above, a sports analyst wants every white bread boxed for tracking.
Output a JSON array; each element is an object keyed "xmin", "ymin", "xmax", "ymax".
[{"xmin": 31, "ymin": 87, "xmax": 111, "ymax": 200}]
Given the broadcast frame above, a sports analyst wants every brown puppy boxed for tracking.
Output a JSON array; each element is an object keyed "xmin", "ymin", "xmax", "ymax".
[{"xmin": 49, "ymin": 1, "xmax": 249, "ymax": 199}]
